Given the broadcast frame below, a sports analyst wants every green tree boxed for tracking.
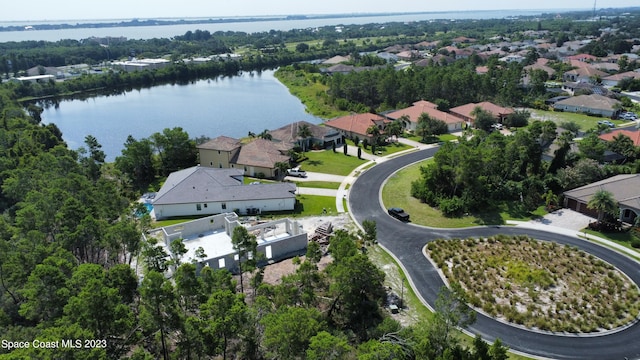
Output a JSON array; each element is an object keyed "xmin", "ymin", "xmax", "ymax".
[
  {"xmin": 472, "ymin": 107, "xmax": 496, "ymax": 132},
  {"xmin": 416, "ymin": 113, "xmax": 447, "ymax": 142},
  {"xmin": 200, "ymin": 289, "xmax": 248, "ymax": 359},
  {"xmin": 362, "ymin": 219, "xmax": 377, "ymax": 244},
  {"xmin": 81, "ymin": 135, "xmax": 106, "ymax": 183},
  {"xmin": 429, "ymin": 284, "xmax": 476, "ymax": 357},
  {"xmin": 578, "ymin": 132, "xmax": 607, "ymax": 162},
  {"xmin": 115, "ymin": 135, "xmax": 156, "ymax": 190},
  {"xmin": 306, "ymin": 331, "xmax": 353, "ymax": 360},
  {"xmin": 275, "ymin": 161, "xmax": 290, "ymax": 180},
  {"xmin": 587, "ymin": 189, "xmax": 618, "ymax": 223},
  {"xmin": 139, "ymin": 271, "xmax": 179, "ymax": 360},
  {"xmin": 231, "ymin": 225, "xmax": 258, "ymax": 294},
  {"xmin": 297, "ymin": 123, "xmax": 313, "ymax": 152},
  {"xmin": 151, "ymin": 127, "xmax": 197, "ymax": 175},
  {"xmin": 261, "ymin": 306, "xmax": 325, "ymax": 360}
]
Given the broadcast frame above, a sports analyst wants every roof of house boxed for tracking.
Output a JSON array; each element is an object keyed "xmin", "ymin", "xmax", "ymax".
[
  {"xmin": 322, "ymin": 55, "xmax": 350, "ymax": 64},
  {"xmin": 233, "ymin": 138, "xmax": 291, "ymax": 169},
  {"xmin": 554, "ymin": 94, "xmax": 621, "ymax": 111},
  {"xmin": 599, "ymin": 129, "xmax": 640, "ymax": 147},
  {"xmin": 524, "ymin": 62, "xmax": 556, "ymax": 75},
  {"xmin": 153, "ymin": 166, "xmax": 296, "ymax": 205},
  {"xmin": 564, "ymin": 66, "xmax": 608, "ymax": 79},
  {"xmin": 324, "ymin": 113, "xmax": 388, "ymax": 137},
  {"xmin": 563, "ymin": 174, "xmax": 640, "ymax": 211},
  {"xmin": 603, "ymin": 71, "xmax": 640, "ymax": 82},
  {"xmin": 565, "ymin": 53, "xmax": 598, "ymax": 62},
  {"xmin": 386, "ymin": 100, "xmax": 463, "ymax": 125},
  {"xmin": 269, "ymin": 121, "xmax": 337, "ymax": 144},
  {"xmin": 197, "ymin": 136, "xmax": 241, "ymax": 151},
  {"xmin": 449, "ymin": 102, "xmax": 514, "ymax": 120}
]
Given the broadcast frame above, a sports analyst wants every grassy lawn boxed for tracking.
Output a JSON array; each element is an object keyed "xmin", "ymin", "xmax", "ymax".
[
  {"xmin": 405, "ymin": 133, "xmax": 459, "ymax": 143},
  {"xmin": 274, "ymin": 68, "xmax": 348, "ymax": 119},
  {"xmin": 382, "ymin": 160, "xmax": 546, "ymax": 227},
  {"xmin": 301, "ymin": 150, "xmax": 366, "ymax": 176},
  {"xmin": 582, "ymin": 229, "xmax": 640, "ymax": 258},
  {"xmin": 243, "ymin": 177, "xmax": 276, "ymax": 184},
  {"xmin": 528, "ymin": 109, "xmax": 626, "ymax": 131},
  {"xmin": 346, "ymin": 139, "xmax": 412, "ymax": 156},
  {"xmin": 291, "ymin": 181, "xmax": 341, "ymax": 189}
]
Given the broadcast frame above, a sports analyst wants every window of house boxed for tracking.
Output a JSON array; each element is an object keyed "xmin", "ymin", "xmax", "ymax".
[
  {"xmin": 204, "ymin": 203, "xmax": 208, "ymax": 208},
  {"xmin": 218, "ymin": 150, "xmax": 221, "ymax": 154},
  {"xmin": 222, "ymin": 203, "xmax": 227, "ymax": 210},
  {"xmin": 196, "ymin": 204, "xmax": 202, "ymax": 211},
  {"xmin": 210, "ymin": 162, "xmax": 213, "ymax": 166},
  {"xmin": 218, "ymin": 258, "xmax": 225, "ymax": 268}
]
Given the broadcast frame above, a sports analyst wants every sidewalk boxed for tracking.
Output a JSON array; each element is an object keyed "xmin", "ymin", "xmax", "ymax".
[
  {"xmin": 335, "ymin": 138, "xmax": 438, "ymax": 213},
  {"xmin": 507, "ymin": 219, "xmax": 640, "ymax": 260}
]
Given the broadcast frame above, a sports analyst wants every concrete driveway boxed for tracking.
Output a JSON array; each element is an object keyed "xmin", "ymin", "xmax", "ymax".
[{"xmin": 524, "ymin": 208, "xmax": 594, "ymax": 231}]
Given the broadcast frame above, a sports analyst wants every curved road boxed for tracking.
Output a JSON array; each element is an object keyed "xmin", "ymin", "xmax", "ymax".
[{"xmin": 349, "ymin": 148, "xmax": 640, "ymax": 360}]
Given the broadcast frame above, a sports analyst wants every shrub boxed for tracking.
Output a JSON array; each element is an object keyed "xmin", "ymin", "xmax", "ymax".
[{"xmin": 439, "ymin": 196, "xmax": 465, "ymax": 217}]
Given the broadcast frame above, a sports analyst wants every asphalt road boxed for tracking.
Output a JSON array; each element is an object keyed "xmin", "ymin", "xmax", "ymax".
[{"xmin": 348, "ymin": 147, "xmax": 640, "ymax": 360}]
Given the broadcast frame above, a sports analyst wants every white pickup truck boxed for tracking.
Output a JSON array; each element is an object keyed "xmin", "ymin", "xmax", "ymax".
[{"xmin": 287, "ymin": 167, "xmax": 307, "ymax": 177}]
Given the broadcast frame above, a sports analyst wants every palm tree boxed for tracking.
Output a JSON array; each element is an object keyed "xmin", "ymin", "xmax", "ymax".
[
  {"xmin": 587, "ymin": 189, "xmax": 618, "ymax": 223},
  {"xmin": 258, "ymin": 129, "xmax": 272, "ymax": 140},
  {"xmin": 297, "ymin": 124, "xmax": 312, "ymax": 152},
  {"xmin": 366, "ymin": 125, "xmax": 381, "ymax": 146},
  {"xmin": 386, "ymin": 120, "xmax": 403, "ymax": 142},
  {"xmin": 274, "ymin": 161, "xmax": 290, "ymax": 180}
]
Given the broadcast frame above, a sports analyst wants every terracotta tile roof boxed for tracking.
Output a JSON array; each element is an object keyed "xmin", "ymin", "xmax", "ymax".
[
  {"xmin": 524, "ymin": 62, "xmax": 556, "ymax": 76},
  {"xmin": 603, "ymin": 71, "xmax": 640, "ymax": 82},
  {"xmin": 449, "ymin": 102, "xmax": 514, "ymax": 120},
  {"xmin": 599, "ymin": 129, "xmax": 640, "ymax": 147},
  {"xmin": 325, "ymin": 113, "xmax": 388, "ymax": 137},
  {"xmin": 234, "ymin": 138, "xmax": 290, "ymax": 169},
  {"xmin": 564, "ymin": 66, "xmax": 608, "ymax": 78},
  {"xmin": 386, "ymin": 101, "xmax": 463, "ymax": 125},
  {"xmin": 197, "ymin": 136, "xmax": 241, "ymax": 151},
  {"xmin": 565, "ymin": 53, "xmax": 598, "ymax": 62},
  {"xmin": 269, "ymin": 121, "xmax": 336, "ymax": 144}
]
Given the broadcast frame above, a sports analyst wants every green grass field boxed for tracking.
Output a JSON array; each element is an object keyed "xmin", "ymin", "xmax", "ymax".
[
  {"xmin": 528, "ymin": 109, "xmax": 627, "ymax": 131},
  {"xmin": 346, "ymin": 139, "xmax": 412, "ymax": 156},
  {"xmin": 291, "ymin": 181, "xmax": 342, "ymax": 189},
  {"xmin": 382, "ymin": 160, "xmax": 546, "ymax": 227},
  {"xmin": 301, "ymin": 150, "xmax": 367, "ymax": 176},
  {"xmin": 274, "ymin": 68, "xmax": 348, "ymax": 119}
]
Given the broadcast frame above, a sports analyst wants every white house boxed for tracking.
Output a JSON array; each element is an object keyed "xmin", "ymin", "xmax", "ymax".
[
  {"xmin": 148, "ymin": 213, "xmax": 308, "ymax": 274},
  {"xmin": 152, "ymin": 166, "xmax": 296, "ymax": 219}
]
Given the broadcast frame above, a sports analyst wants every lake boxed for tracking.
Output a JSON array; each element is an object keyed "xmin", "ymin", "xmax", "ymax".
[{"xmin": 41, "ymin": 69, "xmax": 322, "ymax": 161}]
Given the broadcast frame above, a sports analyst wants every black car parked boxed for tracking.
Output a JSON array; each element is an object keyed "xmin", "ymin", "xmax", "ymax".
[{"xmin": 388, "ymin": 207, "xmax": 410, "ymax": 222}]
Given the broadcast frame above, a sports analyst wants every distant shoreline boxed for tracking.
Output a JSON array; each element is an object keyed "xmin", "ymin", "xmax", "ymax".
[{"xmin": 0, "ymin": 9, "xmax": 593, "ymax": 32}]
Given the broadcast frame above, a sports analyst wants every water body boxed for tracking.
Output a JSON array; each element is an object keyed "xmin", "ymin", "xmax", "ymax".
[
  {"xmin": 0, "ymin": 10, "xmax": 573, "ymax": 42},
  {"xmin": 41, "ymin": 70, "xmax": 321, "ymax": 161}
]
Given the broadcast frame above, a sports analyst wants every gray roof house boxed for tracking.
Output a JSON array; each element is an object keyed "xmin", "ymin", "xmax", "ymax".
[
  {"xmin": 152, "ymin": 166, "xmax": 296, "ymax": 219},
  {"xmin": 563, "ymin": 174, "xmax": 640, "ymax": 223},
  {"xmin": 552, "ymin": 94, "xmax": 621, "ymax": 118}
]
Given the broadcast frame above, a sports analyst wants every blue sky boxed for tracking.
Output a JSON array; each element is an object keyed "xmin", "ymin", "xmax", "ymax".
[{"xmin": 2, "ymin": 0, "xmax": 638, "ymax": 22}]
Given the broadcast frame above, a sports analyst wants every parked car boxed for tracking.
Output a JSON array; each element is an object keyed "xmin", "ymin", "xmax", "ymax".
[
  {"xmin": 388, "ymin": 207, "xmax": 410, "ymax": 222},
  {"xmin": 287, "ymin": 167, "xmax": 307, "ymax": 177},
  {"xmin": 620, "ymin": 112, "xmax": 637, "ymax": 120},
  {"xmin": 597, "ymin": 120, "xmax": 615, "ymax": 128}
]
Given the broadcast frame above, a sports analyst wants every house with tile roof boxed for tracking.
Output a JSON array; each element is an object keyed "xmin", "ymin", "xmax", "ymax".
[
  {"xmin": 563, "ymin": 174, "xmax": 640, "ymax": 223},
  {"xmin": 325, "ymin": 113, "xmax": 390, "ymax": 140},
  {"xmin": 233, "ymin": 138, "xmax": 292, "ymax": 178},
  {"xmin": 385, "ymin": 100, "xmax": 464, "ymax": 132},
  {"xmin": 599, "ymin": 129, "xmax": 640, "ymax": 147},
  {"xmin": 269, "ymin": 121, "xmax": 342, "ymax": 149},
  {"xmin": 197, "ymin": 136, "xmax": 242, "ymax": 169},
  {"xmin": 562, "ymin": 65, "xmax": 608, "ymax": 83},
  {"xmin": 601, "ymin": 71, "xmax": 640, "ymax": 87},
  {"xmin": 449, "ymin": 102, "xmax": 514, "ymax": 125},
  {"xmin": 152, "ymin": 166, "xmax": 296, "ymax": 219},
  {"xmin": 197, "ymin": 136, "xmax": 292, "ymax": 179},
  {"xmin": 552, "ymin": 94, "xmax": 621, "ymax": 118}
]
